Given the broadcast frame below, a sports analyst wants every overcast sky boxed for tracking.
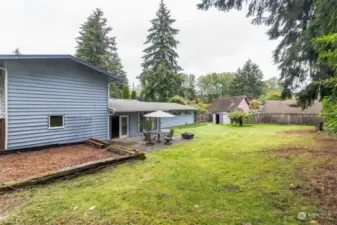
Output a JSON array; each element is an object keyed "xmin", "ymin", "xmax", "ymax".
[{"xmin": 1, "ymin": 0, "xmax": 279, "ymax": 85}]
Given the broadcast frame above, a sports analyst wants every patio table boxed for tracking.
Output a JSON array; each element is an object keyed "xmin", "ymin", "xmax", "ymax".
[{"xmin": 143, "ymin": 110, "xmax": 175, "ymax": 144}]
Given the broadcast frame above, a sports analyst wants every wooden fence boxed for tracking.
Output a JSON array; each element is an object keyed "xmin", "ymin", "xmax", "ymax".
[
  {"xmin": 249, "ymin": 113, "xmax": 321, "ymax": 125},
  {"xmin": 196, "ymin": 114, "xmax": 212, "ymax": 123}
]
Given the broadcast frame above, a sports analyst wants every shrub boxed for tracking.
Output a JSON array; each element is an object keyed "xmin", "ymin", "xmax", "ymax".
[
  {"xmin": 187, "ymin": 100, "xmax": 211, "ymax": 114},
  {"xmin": 265, "ymin": 91, "xmax": 282, "ymax": 100},
  {"xmin": 131, "ymin": 90, "xmax": 137, "ymax": 99},
  {"xmin": 228, "ymin": 110, "xmax": 253, "ymax": 126},
  {"xmin": 249, "ymin": 99, "xmax": 262, "ymax": 109},
  {"xmin": 169, "ymin": 96, "xmax": 187, "ymax": 105},
  {"xmin": 122, "ymin": 85, "xmax": 130, "ymax": 99},
  {"xmin": 196, "ymin": 107, "xmax": 207, "ymax": 114},
  {"xmin": 321, "ymin": 97, "xmax": 337, "ymax": 136}
]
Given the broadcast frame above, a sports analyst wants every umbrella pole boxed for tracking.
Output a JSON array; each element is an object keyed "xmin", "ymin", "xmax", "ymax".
[{"xmin": 157, "ymin": 117, "xmax": 161, "ymax": 143}]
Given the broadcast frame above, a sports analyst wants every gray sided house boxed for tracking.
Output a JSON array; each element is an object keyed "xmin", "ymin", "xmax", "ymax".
[
  {"xmin": 0, "ymin": 55, "xmax": 196, "ymax": 151},
  {"xmin": 108, "ymin": 99, "xmax": 196, "ymax": 139},
  {"xmin": 0, "ymin": 55, "xmax": 116, "ymax": 151},
  {"xmin": 208, "ymin": 96, "xmax": 250, "ymax": 124}
]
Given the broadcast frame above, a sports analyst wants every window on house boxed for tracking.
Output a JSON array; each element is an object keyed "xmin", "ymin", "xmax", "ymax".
[
  {"xmin": 138, "ymin": 113, "xmax": 157, "ymax": 132},
  {"xmin": 49, "ymin": 115, "xmax": 64, "ymax": 128}
]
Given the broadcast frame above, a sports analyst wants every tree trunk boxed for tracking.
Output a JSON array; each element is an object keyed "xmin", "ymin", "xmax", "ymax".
[{"xmin": 239, "ymin": 117, "xmax": 243, "ymax": 126}]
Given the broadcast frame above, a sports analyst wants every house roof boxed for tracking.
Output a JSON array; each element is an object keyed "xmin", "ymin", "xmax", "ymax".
[
  {"xmin": 0, "ymin": 55, "xmax": 118, "ymax": 79},
  {"xmin": 109, "ymin": 99, "xmax": 196, "ymax": 113},
  {"xmin": 208, "ymin": 96, "xmax": 248, "ymax": 113},
  {"xmin": 262, "ymin": 100, "xmax": 322, "ymax": 114}
]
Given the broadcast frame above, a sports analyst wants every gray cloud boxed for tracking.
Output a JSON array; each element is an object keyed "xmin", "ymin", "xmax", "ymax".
[{"xmin": 0, "ymin": 0, "xmax": 279, "ymax": 85}]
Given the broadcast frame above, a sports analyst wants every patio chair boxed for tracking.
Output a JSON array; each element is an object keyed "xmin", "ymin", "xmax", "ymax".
[
  {"xmin": 144, "ymin": 132, "xmax": 154, "ymax": 146},
  {"xmin": 143, "ymin": 130, "xmax": 150, "ymax": 141},
  {"xmin": 164, "ymin": 129, "xmax": 174, "ymax": 145}
]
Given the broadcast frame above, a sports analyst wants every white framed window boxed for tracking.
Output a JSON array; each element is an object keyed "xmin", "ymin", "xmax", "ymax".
[{"xmin": 49, "ymin": 115, "xmax": 64, "ymax": 129}]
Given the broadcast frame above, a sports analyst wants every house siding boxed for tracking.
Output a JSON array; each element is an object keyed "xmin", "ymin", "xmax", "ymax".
[
  {"xmin": 6, "ymin": 59, "xmax": 109, "ymax": 150},
  {"xmin": 161, "ymin": 111, "xmax": 194, "ymax": 128},
  {"xmin": 237, "ymin": 99, "xmax": 250, "ymax": 113}
]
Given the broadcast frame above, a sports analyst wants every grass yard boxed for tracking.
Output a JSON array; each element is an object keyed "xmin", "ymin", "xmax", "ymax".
[{"xmin": 1, "ymin": 124, "xmax": 334, "ymax": 224}]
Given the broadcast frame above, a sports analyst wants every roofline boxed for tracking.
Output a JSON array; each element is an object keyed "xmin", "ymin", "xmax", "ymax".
[
  {"xmin": 243, "ymin": 96, "xmax": 250, "ymax": 106},
  {"xmin": 0, "ymin": 55, "xmax": 118, "ymax": 79},
  {"xmin": 108, "ymin": 99, "xmax": 197, "ymax": 112},
  {"xmin": 208, "ymin": 95, "xmax": 249, "ymax": 113},
  {"xmin": 109, "ymin": 108, "xmax": 196, "ymax": 113}
]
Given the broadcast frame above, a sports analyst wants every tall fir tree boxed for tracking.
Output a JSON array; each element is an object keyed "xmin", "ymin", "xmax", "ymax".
[
  {"xmin": 139, "ymin": 0, "xmax": 182, "ymax": 102},
  {"xmin": 229, "ymin": 60, "xmax": 264, "ymax": 100},
  {"xmin": 75, "ymin": 8, "xmax": 128, "ymax": 98}
]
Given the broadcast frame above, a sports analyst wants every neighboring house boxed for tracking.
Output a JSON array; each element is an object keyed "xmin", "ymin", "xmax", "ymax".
[
  {"xmin": 208, "ymin": 96, "xmax": 250, "ymax": 124},
  {"xmin": 0, "ymin": 55, "xmax": 117, "ymax": 151},
  {"xmin": 108, "ymin": 99, "xmax": 196, "ymax": 138},
  {"xmin": 262, "ymin": 100, "xmax": 322, "ymax": 114}
]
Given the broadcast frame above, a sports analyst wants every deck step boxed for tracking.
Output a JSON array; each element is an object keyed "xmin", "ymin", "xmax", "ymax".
[{"xmin": 86, "ymin": 138, "xmax": 109, "ymax": 149}]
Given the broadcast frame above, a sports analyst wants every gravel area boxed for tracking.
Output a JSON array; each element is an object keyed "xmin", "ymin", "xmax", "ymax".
[{"xmin": 0, "ymin": 144, "xmax": 119, "ymax": 183}]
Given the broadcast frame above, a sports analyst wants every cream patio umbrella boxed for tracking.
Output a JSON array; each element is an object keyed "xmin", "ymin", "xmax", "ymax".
[{"xmin": 143, "ymin": 110, "xmax": 175, "ymax": 143}]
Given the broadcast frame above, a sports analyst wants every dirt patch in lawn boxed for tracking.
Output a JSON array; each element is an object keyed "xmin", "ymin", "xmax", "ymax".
[
  {"xmin": 271, "ymin": 136, "xmax": 337, "ymax": 223},
  {"xmin": 0, "ymin": 193, "xmax": 26, "ymax": 219},
  {"xmin": 282, "ymin": 129, "xmax": 316, "ymax": 134},
  {"xmin": 0, "ymin": 144, "xmax": 119, "ymax": 183}
]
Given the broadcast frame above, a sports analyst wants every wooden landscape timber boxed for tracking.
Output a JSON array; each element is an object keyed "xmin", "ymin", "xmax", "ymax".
[
  {"xmin": 0, "ymin": 147, "xmax": 146, "ymax": 193},
  {"xmin": 86, "ymin": 138, "xmax": 110, "ymax": 149}
]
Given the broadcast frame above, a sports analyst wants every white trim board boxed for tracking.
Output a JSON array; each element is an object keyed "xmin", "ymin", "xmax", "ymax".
[
  {"xmin": 4, "ymin": 61, "xmax": 8, "ymax": 150},
  {"xmin": 119, "ymin": 115, "xmax": 129, "ymax": 138},
  {"xmin": 48, "ymin": 115, "xmax": 65, "ymax": 129}
]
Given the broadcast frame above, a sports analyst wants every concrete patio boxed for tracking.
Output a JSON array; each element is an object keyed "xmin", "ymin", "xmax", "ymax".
[{"xmin": 110, "ymin": 135, "xmax": 194, "ymax": 153}]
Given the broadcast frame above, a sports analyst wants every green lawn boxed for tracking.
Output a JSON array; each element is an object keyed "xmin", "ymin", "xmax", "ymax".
[{"xmin": 3, "ymin": 124, "xmax": 320, "ymax": 225}]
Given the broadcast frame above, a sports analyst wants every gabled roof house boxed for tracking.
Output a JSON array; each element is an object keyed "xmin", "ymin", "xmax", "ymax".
[
  {"xmin": 0, "ymin": 55, "xmax": 195, "ymax": 151},
  {"xmin": 262, "ymin": 100, "xmax": 322, "ymax": 114},
  {"xmin": 208, "ymin": 96, "xmax": 250, "ymax": 124}
]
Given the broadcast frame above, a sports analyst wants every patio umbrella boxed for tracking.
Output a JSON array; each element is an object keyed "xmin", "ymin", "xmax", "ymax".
[
  {"xmin": 143, "ymin": 110, "xmax": 175, "ymax": 142},
  {"xmin": 143, "ymin": 110, "xmax": 175, "ymax": 118}
]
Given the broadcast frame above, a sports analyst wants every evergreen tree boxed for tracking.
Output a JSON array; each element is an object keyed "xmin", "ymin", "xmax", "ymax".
[
  {"xmin": 229, "ymin": 60, "xmax": 264, "ymax": 99},
  {"xmin": 75, "ymin": 8, "xmax": 128, "ymax": 98},
  {"xmin": 106, "ymin": 52, "xmax": 128, "ymax": 92},
  {"xmin": 197, "ymin": 0, "xmax": 337, "ymax": 108},
  {"xmin": 178, "ymin": 74, "xmax": 197, "ymax": 100},
  {"xmin": 122, "ymin": 85, "xmax": 130, "ymax": 99},
  {"xmin": 131, "ymin": 90, "xmax": 137, "ymax": 99},
  {"xmin": 185, "ymin": 74, "xmax": 197, "ymax": 101},
  {"xmin": 139, "ymin": 0, "xmax": 182, "ymax": 102},
  {"xmin": 13, "ymin": 48, "xmax": 21, "ymax": 55},
  {"xmin": 109, "ymin": 82, "xmax": 122, "ymax": 99}
]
